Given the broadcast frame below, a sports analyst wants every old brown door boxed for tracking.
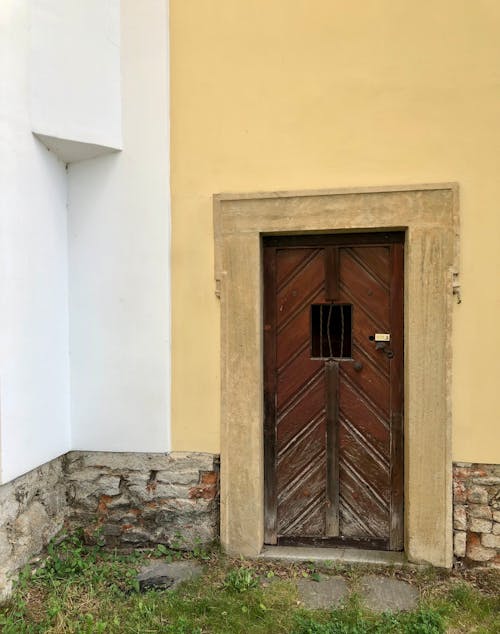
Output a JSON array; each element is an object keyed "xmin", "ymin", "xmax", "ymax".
[{"xmin": 263, "ymin": 232, "xmax": 404, "ymax": 550}]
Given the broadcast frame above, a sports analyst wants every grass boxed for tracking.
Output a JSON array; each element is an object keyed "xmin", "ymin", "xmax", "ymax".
[{"xmin": 0, "ymin": 531, "xmax": 498, "ymax": 633}]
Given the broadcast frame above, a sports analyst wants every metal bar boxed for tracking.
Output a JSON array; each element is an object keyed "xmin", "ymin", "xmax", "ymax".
[
  {"xmin": 319, "ymin": 304, "xmax": 323, "ymax": 358},
  {"xmin": 327, "ymin": 304, "xmax": 333, "ymax": 357}
]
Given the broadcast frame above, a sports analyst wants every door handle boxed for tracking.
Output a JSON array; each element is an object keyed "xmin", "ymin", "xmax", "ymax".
[{"xmin": 374, "ymin": 341, "xmax": 394, "ymax": 359}]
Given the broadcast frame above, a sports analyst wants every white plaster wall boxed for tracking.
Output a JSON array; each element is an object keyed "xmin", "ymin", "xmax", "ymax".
[
  {"xmin": 0, "ymin": 0, "xmax": 71, "ymax": 483},
  {"xmin": 31, "ymin": 0, "xmax": 122, "ymax": 153},
  {"xmin": 68, "ymin": 0, "xmax": 171, "ymax": 452}
]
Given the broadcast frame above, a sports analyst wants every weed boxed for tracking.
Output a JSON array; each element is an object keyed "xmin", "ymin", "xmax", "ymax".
[
  {"xmin": 171, "ymin": 531, "xmax": 186, "ymax": 550},
  {"xmin": 0, "ymin": 530, "xmax": 498, "ymax": 633},
  {"xmin": 192, "ymin": 537, "xmax": 212, "ymax": 561},
  {"xmin": 400, "ymin": 608, "xmax": 445, "ymax": 633},
  {"xmin": 293, "ymin": 606, "xmax": 445, "ymax": 634},
  {"xmin": 166, "ymin": 616, "xmax": 203, "ymax": 633},
  {"xmin": 223, "ymin": 566, "xmax": 259, "ymax": 593},
  {"xmin": 154, "ymin": 543, "xmax": 176, "ymax": 561}
]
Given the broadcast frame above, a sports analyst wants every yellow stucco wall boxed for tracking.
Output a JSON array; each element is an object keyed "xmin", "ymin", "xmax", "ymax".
[{"xmin": 170, "ymin": 0, "xmax": 500, "ymax": 464}]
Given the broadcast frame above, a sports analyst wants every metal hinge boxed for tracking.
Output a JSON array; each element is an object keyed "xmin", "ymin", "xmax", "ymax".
[{"xmin": 452, "ymin": 271, "xmax": 462, "ymax": 304}]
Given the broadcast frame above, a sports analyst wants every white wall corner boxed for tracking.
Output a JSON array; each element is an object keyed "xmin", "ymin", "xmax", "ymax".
[
  {"xmin": 30, "ymin": 0, "xmax": 122, "ymax": 163},
  {"xmin": 0, "ymin": 0, "xmax": 72, "ymax": 483},
  {"xmin": 67, "ymin": 0, "xmax": 171, "ymax": 454}
]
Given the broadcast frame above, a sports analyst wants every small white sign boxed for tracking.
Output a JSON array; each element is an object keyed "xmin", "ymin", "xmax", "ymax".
[{"xmin": 374, "ymin": 333, "xmax": 391, "ymax": 342}]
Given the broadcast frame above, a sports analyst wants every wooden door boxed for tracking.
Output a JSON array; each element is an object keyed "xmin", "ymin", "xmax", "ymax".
[{"xmin": 263, "ymin": 232, "xmax": 404, "ymax": 550}]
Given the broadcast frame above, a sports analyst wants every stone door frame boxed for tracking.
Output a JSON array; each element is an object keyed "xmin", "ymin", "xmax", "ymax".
[{"xmin": 214, "ymin": 184, "xmax": 459, "ymax": 567}]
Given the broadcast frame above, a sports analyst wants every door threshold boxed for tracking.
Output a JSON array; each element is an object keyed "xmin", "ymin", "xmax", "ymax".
[{"xmin": 258, "ymin": 546, "xmax": 411, "ymax": 567}]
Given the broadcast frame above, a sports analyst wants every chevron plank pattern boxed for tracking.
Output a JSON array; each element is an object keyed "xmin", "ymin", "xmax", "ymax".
[
  {"xmin": 276, "ymin": 248, "xmax": 327, "ymax": 536},
  {"xmin": 265, "ymin": 237, "xmax": 403, "ymax": 549},
  {"xmin": 338, "ymin": 247, "xmax": 391, "ymax": 540}
]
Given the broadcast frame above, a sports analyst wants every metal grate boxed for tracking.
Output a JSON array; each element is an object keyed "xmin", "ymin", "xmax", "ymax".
[{"xmin": 311, "ymin": 304, "xmax": 352, "ymax": 359}]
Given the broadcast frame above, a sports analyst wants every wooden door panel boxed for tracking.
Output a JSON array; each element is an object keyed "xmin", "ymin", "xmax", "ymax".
[
  {"xmin": 277, "ymin": 253, "xmax": 324, "ymax": 326},
  {"xmin": 340, "ymin": 248, "xmax": 390, "ymax": 330},
  {"xmin": 276, "ymin": 248, "xmax": 322, "ymax": 288},
  {"xmin": 264, "ymin": 234, "xmax": 404, "ymax": 550},
  {"xmin": 341, "ymin": 362, "xmax": 390, "ymax": 419},
  {"xmin": 277, "ymin": 413, "xmax": 326, "ymax": 536},
  {"xmin": 276, "ymin": 294, "xmax": 323, "ymax": 369},
  {"xmin": 339, "ymin": 379, "xmax": 390, "ymax": 453},
  {"xmin": 338, "ymin": 244, "xmax": 392, "ymax": 543},
  {"xmin": 276, "ymin": 371, "xmax": 330, "ymax": 539},
  {"xmin": 339, "ymin": 462, "xmax": 390, "ymax": 538},
  {"xmin": 277, "ymin": 367, "xmax": 325, "ymax": 449},
  {"xmin": 274, "ymin": 247, "xmax": 328, "ymax": 538},
  {"xmin": 350, "ymin": 246, "xmax": 391, "ymax": 285},
  {"xmin": 277, "ymin": 353, "xmax": 323, "ymax": 412}
]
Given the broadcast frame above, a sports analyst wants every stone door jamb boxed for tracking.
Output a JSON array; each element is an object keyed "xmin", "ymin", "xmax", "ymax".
[{"xmin": 214, "ymin": 184, "xmax": 459, "ymax": 567}]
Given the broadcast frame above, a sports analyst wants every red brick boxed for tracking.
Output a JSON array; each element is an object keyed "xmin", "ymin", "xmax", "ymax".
[
  {"xmin": 97, "ymin": 494, "xmax": 114, "ymax": 515},
  {"xmin": 466, "ymin": 532, "xmax": 496, "ymax": 562},
  {"xmin": 200, "ymin": 471, "xmax": 218, "ymax": 485},
  {"xmin": 453, "ymin": 480, "xmax": 467, "ymax": 503},
  {"xmin": 189, "ymin": 485, "xmax": 216, "ymax": 500}
]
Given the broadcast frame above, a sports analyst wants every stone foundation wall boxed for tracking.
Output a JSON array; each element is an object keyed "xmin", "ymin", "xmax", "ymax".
[
  {"xmin": 2, "ymin": 454, "xmax": 497, "ymax": 599},
  {"xmin": 65, "ymin": 451, "xmax": 219, "ymax": 549},
  {"xmin": 0, "ymin": 451, "xmax": 219, "ymax": 601},
  {"xmin": 453, "ymin": 462, "xmax": 500, "ymax": 567},
  {"xmin": 0, "ymin": 456, "xmax": 67, "ymax": 601}
]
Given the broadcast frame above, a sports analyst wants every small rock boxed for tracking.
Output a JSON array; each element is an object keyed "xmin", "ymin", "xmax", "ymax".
[
  {"xmin": 454, "ymin": 531, "xmax": 466, "ymax": 558},
  {"xmin": 137, "ymin": 560, "xmax": 203, "ymax": 592},
  {"xmin": 122, "ymin": 528, "xmax": 154, "ymax": 543},
  {"xmin": 472, "ymin": 477, "xmax": 500, "ymax": 486},
  {"xmin": 468, "ymin": 518, "xmax": 492, "ymax": 533},
  {"xmin": 468, "ymin": 505, "xmax": 492, "ymax": 520},
  {"xmin": 360, "ymin": 575, "xmax": 419, "ymax": 613},
  {"xmin": 453, "ymin": 505, "xmax": 466, "ymax": 530},
  {"xmin": 481, "ymin": 533, "xmax": 500, "ymax": 549},
  {"xmin": 468, "ymin": 486, "xmax": 488, "ymax": 504},
  {"xmin": 466, "ymin": 533, "xmax": 496, "ymax": 562},
  {"xmin": 492, "ymin": 493, "xmax": 500, "ymax": 510},
  {"xmin": 453, "ymin": 480, "xmax": 467, "ymax": 504},
  {"xmin": 101, "ymin": 524, "xmax": 122, "ymax": 536},
  {"xmin": 296, "ymin": 576, "xmax": 349, "ymax": 609}
]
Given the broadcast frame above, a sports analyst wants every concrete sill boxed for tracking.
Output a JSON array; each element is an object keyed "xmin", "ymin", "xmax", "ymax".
[{"xmin": 258, "ymin": 546, "xmax": 410, "ymax": 567}]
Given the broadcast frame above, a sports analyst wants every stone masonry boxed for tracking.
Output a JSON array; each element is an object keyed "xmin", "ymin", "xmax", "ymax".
[
  {"xmin": 2, "ymin": 455, "xmax": 499, "ymax": 600},
  {"xmin": 65, "ymin": 451, "xmax": 219, "ymax": 549},
  {"xmin": 0, "ymin": 451, "xmax": 219, "ymax": 601},
  {"xmin": 453, "ymin": 462, "xmax": 500, "ymax": 567},
  {"xmin": 0, "ymin": 457, "xmax": 67, "ymax": 601}
]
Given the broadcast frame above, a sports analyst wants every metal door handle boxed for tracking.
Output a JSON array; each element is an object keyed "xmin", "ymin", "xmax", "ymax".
[{"xmin": 374, "ymin": 341, "xmax": 394, "ymax": 359}]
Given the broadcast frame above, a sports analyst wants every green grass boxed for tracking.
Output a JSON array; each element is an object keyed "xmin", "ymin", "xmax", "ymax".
[{"xmin": 0, "ymin": 532, "xmax": 498, "ymax": 633}]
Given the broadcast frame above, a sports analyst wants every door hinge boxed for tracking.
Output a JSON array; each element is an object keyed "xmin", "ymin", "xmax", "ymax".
[{"xmin": 452, "ymin": 271, "xmax": 461, "ymax": 304}]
